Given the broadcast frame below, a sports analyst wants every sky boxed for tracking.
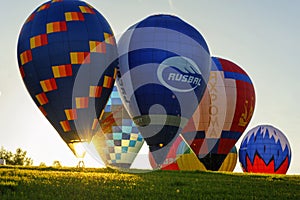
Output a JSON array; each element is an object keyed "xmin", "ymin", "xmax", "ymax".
[{"xmin": 0, "ymin": 0, "xmax": 299, "ymax": 174}]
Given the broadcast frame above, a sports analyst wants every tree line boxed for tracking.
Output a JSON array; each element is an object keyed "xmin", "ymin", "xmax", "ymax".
[{"xmin": 0, "ymin": 146, "xmax": 33, "ymax": 166}]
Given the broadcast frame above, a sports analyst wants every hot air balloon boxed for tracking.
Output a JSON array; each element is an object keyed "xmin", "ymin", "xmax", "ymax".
[
  {"xmin": 117, "ymin": 14, "xmax": 211, "ymax": 166},
  {"xmin": 17, "ymin": 0, "xmax": 118, "ymax": 160},
  {"xmin": 182, "ymin": 57, "xmax": 255, "ymax": 171},
  {"xmin": 216, "ymin": 146, "xmax": 237, "ymax": 172},
  {"xmin": 91, "ymin": 85, "xmax": 144, "ymax": 169},
  {"xmin": 148, "ymin": 135, "xmax": 204, "ymax": 171},
  {"xmin": 198, "ymin": 146, "xmax": 237, "ymax": 172},
  {"xmin": 239, "ymin": 125, "xmax": 291, "ymax": 174},
  {"xmin": 149, "ymin": 135, "xmax": 237, "ymax": 172}
]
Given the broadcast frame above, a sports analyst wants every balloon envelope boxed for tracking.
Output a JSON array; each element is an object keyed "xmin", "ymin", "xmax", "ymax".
[
  {"xmin": 17, "ymin": 0, "xmax": 118, "ymax": 157},
  {"xmin": 117, "ymin": 14, "xmax": 211, "ymax": 165},
  {"xmin": 149, "ymin": 136, "xmax": 237, "ymax": 172},
  {"xmin": 182, "ymin": 57, "xmax": 255, "ymax": 170},
  {"xmin": 91, "ymin": 85, "xmax": 144, "ymax": 169},
  {"xmin": 199, "ymin": 146, "xmax": 237, "ymax": 172},
  {"xmin": 239, "ymin": 125, "xmax": 291, "ymax": 174},
  {"xmin": 148, "ymin": 135, "xmax": 204, "ymax": 171}
]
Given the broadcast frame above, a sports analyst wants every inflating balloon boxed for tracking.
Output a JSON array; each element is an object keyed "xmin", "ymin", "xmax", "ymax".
[
  {"xmin": 17, "ymin": 0, "xmax": 118, "ymax": 158},
  {"xmin": 91, "ymin": 85, "xmax": 144, "ymax": 169},
  {"xmin": 217, "ymin": 146, "xmax": 237, "ymax": 172},
  {"xmin": 199, "ymin": 146, "xmax": 237, "ymax": 172},
  {"xmin": 239, "ymin": 125, "xmax": 291, "ymax": 174},
  {"xmin": 148, "ymin": 136, "xmax": 204, "ymax": 170},
  {"xmin": 149, "ymin": 136, "xmax": 237, "ymax": 172},
  {"xmin": 182, "ymin": 57, "xmax": 255, "ymax": 170},
  {"xmin": 117, "ymin": 14, "xmax": 211, "ymax": 166}
]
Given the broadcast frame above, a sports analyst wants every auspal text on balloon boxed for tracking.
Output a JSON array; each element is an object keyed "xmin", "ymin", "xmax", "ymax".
[
  {"xmin": 167, "ymin": 73, "xmax": 202, "ymax": 85},
  {"xmin": 157, "ymin": 56, "xmax": 203, "ymax": 93}
]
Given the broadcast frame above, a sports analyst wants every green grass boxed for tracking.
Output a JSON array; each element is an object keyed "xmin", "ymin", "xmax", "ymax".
[{"xmin": 0, "ymin": 166, "xmax": 299, "ymax": 200}]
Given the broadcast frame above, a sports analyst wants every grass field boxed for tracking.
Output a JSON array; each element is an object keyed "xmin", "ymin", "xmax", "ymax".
[{"xmin": 0, "ymin": 166, "xmax": 299, "ymax": 199}]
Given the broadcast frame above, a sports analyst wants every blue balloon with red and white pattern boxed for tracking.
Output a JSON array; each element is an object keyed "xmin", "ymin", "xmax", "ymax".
[{"xmin": 239, "ymin": 125, "xmax": 291, "ymax": 174}]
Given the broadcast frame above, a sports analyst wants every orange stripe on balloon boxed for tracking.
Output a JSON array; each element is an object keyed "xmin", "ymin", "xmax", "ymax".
[
  {"xmin": 89, "ymin": 86, "xmax": 102, "ymax": 97},
  {"xmin": 65, "ymin": 109, "xmax": 77, "ymax": 120},
  {"xmin": 58, "ymin": 66, "xmax": 66, "ymax": 77},
  {"xmin": 103, "ymin": 76, "xmax": 113, "ymax": 88},
  {"xmin": 70, "ymin": 52, "xmax": 90, "ymax": 64},
  {"xmin": 25, "ymin": 13, "xmax": 35, "ymax": 23},
  {"xmin": 60, "ymin": 120, "xmax": 71, "ymax": 132},
  {"xmin": 75, "ymin": 97, "xmax": 89, "ymax": 109},
  {"xmin": 52, "ymin": 64, "xmax": 72, "ymax": 78},
  {"xmin": 65, "ymin": 12, "xmax": 84, "ymax": 21},
  {"xmin": 46, "ymin": 21, "xmax": 67, "ymax": 34},
  {"xmin": 30, "ymin": 34, "xmax": 48, "ymax": 49},
  {"xmin": 79, "ymin": 6, "xmax": 95, "ymax": 14},
  {"xmin": 35, "ymin": 93, "xmax": 49, "ymax": 105},
  {"xmin": 104, "ymin": 33, "xmax": 116, "ymax": 45},
  {"xmin": 20, "ymin": 50, "xmax": 32, "ymax": 65},
  {"xmin": 40, "ymin": 78, "xmax": 57, "ymax": 92},
  {"xmin": 89, "ymin": 41, "xmax": 106, "ymax": 53},
  {"xmin": 37, "ymin": 3, "xmax": 50, "ymax": 12}
]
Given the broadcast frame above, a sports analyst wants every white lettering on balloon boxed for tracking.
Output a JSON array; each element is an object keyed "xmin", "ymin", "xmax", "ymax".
[{"xmin": 157, "ymin": 56, "xmax": 202, "ymax": 92}]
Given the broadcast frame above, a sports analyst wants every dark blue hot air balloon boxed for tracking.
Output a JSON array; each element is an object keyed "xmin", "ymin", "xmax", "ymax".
[
  {"xmin": 17, "ymin": 0, "xmax": 118, "ymax": 158},
  {"xmin": 117, "ymin": 14, "xmax": 211, "ymax": 166}
]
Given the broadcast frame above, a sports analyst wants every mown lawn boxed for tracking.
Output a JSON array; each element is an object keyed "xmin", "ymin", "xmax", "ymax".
[{"xmin": 0, "ymin": 166, "xmax": 299, "ymax": 199}]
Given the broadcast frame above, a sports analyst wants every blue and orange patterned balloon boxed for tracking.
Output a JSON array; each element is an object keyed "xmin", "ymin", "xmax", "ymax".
[
  {"xmin": 17, "ymin": 0, "xmax": 118, "ymax": 158},
  {"xmin": 117, "ymin": 14, "xmax": 211, "ymax": 166},
  {"xmin": 239, "ymin": 125, "xmax": 292, "ymax": 174},
  {"xmin": 91, "ymin": 86, "xmax": 144, "ymax": 169}
]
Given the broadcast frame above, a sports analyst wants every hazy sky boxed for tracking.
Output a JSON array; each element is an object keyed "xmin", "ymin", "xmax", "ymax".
[{"xmin": 0, "ymin": 0, "xmax": 299, "ymax": 174}]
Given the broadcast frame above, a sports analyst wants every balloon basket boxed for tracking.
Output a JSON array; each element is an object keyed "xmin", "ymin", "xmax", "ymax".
[{"xmin": 76, "ymin": 159, "xmax": 85, "ymax": 168}]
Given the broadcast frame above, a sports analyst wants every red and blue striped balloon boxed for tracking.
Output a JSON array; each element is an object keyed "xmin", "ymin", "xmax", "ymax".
[{"xmin": 182, "ymin": 57, "xmax": 255, "ymax": 170}]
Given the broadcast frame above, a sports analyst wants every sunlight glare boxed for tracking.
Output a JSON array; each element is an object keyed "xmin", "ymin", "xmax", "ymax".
[{"xmin": 73, "ymin": 142, "xmax": 88, "ymax": 159}]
